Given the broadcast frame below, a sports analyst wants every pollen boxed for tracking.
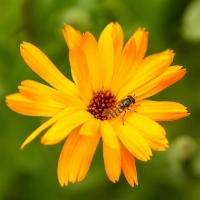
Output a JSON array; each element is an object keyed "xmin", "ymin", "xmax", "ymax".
[{"xmin": 87, "ymin": 91, "xmax": 116, "ymax": 120}]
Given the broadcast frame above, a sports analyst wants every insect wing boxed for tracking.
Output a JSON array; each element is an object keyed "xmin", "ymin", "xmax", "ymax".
[{"xmin": 102, "ymin": 100, "xmax": 122, "ymax": 116}]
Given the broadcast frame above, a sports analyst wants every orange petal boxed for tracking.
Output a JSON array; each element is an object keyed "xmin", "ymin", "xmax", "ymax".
[
  {"xmin": 128, "ymin": 76, "xmax": 161, "ymax": 101},
  {"xmin": 62, "ymin": 24, "xmax": 82, "ymax": 49},
  {"xmin": 80, "ymin": 32, "xmax": 103, "ymax": 92},
  {"xmin": 136, "ymin": 100, "xmax": 189, "ymax": 121},
  {"xmin": 99, "ymin": 121, "xmax": 120, "ymax": 149},
  {"xmin": 135, "ymin": 49, "xmax": 172, "ymax": 69},
  {"xmin": 20, "ymin": 42, "xmax": 79, "ymax": 97},
  {"xmin": 41, "ymin": 110, "xmax": 93, "ymax": 145},
  {"xmin": 20, "ymin": 107, "xmax": 74, "ymax": 149},
  {"xmin": 136, "ymin": 66, "xmax": 186, "ymax": 100},
  {"xmin": 103, "ymin": 143, "xmax": 121, "ymax": 183},
  {"xmin": 68, "ymin": 134, "xmax": 100, "ymax": 183},
  {"xmin": 69, "ymin": 46, "xmax": 93, "ymax": 105},
  {"xmin": 131, "ymin": 28, "xmax": 148, "ymax": 71},
  {"xmin": 125, "ymin": 112, "xmax": 168, "ymax": 151},
  {"xmin": 79, "ymin": 118, "xmax": 100, "ymax": 136},
  {"xmin": 19, "ymin": 80, "xmax": 85, "ymax": 109},
  {"xmin": 99, "ymin": 22, "xmax": 124, "ymax": 64},
  {"xmin": 113, "ymin": 118, "xmax": 152, "ymax": 161},
  {"xmin": 111, "ymin": 35, "xmax": 136, "ymax": 95},
  {"xmin": 98, "ymin": 29, "xmax": 114, "ymax": 89},
  {"xmin": 121, "ymin": 143, "xmax": 138, "ymax": 186},
  {"xmin": 117, "ymin": 50, "xmax": 174, "ymax": 100},
  {"xmin": 136, "ymin": 129, "xmax": 169, "ymax": 151},
  {"xmin": 112, "ymin": 22, "xmax": 124, "ymax": 65},
  {"xmin": 58, "ymin": 128, "xmax": 81, "ymax": 186},
  {"xmin": 6, "ymin": 93, "xmax": 62, "ymax": 116},
  {"xmin": 125, "ymin": 112, "xmax": 166, "ymax": 139}
]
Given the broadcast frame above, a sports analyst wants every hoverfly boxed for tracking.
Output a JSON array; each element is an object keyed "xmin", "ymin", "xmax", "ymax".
[{"xmin": 102, "ymin": 95, "xmax": 135, "ymax": 125}]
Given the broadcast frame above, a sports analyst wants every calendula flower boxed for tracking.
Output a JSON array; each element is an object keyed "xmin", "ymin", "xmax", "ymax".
[{"xmin": 6, "ymin": 22, "xmax": 189, "ymax": 187}]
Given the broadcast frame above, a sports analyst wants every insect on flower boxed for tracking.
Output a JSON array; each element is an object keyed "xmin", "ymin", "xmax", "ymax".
[
  {"xmin": 102, "ymin": 95, "xmax": 136, "ymax": 124},
  {"xmin": 6, "ymin": 22, "xmax": 189, "ymax": 187}
]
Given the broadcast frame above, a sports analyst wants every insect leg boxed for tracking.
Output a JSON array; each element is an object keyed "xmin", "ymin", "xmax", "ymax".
[{"xmin": 122, "ymin": 110, "xmax": 126, "ymax": 125}]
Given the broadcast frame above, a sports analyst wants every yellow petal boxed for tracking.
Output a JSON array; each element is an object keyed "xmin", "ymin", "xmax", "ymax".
[
  {"xmin": 20, "ymin": 42, "xmax": 79, "ymax": 96},
  {"xmin": 68, "ymin": 134, "xmax": 100, "ymax": 183},
  {"xmin": 19, "ymin": 80, "xmax": 85, "ymax": 109},
  {"xmin": 129, "ymin": 78, "xmax": 161, "ymax": 101},
  {"xmin": 112, "ymin": 22, "xmax": 124, "ymax": 65},
  {"xmin": 136, "ymin": 129, "xmax": 169, "ymax": 151},
  {"xmin": 62, "ymin": 24, "xmax": 82, "ymax": 49},
  {"xmin": 131, "ymin": 28, "xmax": 148, "ymax": 70},
  {"xmin": 69, "ymin": 46, "xmax": 93, "ymax": 104},
  {"xmin": 20, "ymin": 107, "xmax": 74, "ymax": 149},
  {"xmin": 125, "ymin": 112, "xmax": 168, "ymax": 150},
  {"xmin": 136, "ymin": 66, "xmax": 186, "ymax": 100},
  {"xmin": 136, "ymin": 100, "xmax": 189, "ymax": 121},
  {"xmin": 80, "ymin": 32, "xmax": 103, "ymax": 92},
  {"xmin": 121, "ymin": 143, "xmax": 138, "ymax": 186},
  {"xmin": 126, "ymin": 112, "xmax": 166, "ymax": 139},
  {"xmin": 79, "ymin": 118, "xmax": 100, "ymax": 136},
  {"xmin": 99, "ymin": 22, "xmax": 124, "ymax": 64},
  {"xmin": 6, "ymin": 93, "xmax": 62, "ymax": 116},
  {"xmin": 19, "ymin": 81, "xmax": 64, "ymax": 108},
  {"xmin": 135, "ymin": 49, "xmax": 172, "ymax": 68},
  {"xmin": 58, "ymin": 128, "xmax": 81, "ymax": 186},
  {"xmin": 98, "ymin": 29, "xmax": 114, "ymax": 89},
  {"xmin": 99, "ymin": 121, "xmax": 120, "ymax": 149},
  {"xmin": 111, "ymin": 35, "xmax": 136, "ymax": 95},
  {"xmin": 103, "ymin": 143, "xmax": 121, "ymax": 183},
  {"xmin": 100, "ymin": 22, "xmax": 115, "ymax": 34},
  {"xmin": 117, "ymin": 50, "xmax": 174, "ymax": 100},
  {"xmin": 41, "ymin": 110, "xmax": 93, "ymax": 145},
  {"xmin": 113, "ymin": 118, "xmax": 152, "ymax": 161}
]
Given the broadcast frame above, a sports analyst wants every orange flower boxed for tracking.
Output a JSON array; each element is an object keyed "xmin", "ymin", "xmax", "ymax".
[{"xmin": 6, "ymin": 22, "xmax": 189, "ymax": 186}]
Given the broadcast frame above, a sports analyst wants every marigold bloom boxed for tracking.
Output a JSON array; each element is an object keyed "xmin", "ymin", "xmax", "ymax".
[{"xmin": 6, "ymin": 22, "xmax": 189, "ymax": 187}]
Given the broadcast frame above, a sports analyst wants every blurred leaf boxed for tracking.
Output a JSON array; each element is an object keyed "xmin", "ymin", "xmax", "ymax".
[{"xmin": 181, "ymin": 0, "xmax": 200, "ymax": 42}]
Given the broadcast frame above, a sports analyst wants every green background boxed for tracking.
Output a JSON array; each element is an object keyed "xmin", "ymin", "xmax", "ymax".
[{"xmin": 1, "ymin": 0, "xmax": 200, "ymax": 199}]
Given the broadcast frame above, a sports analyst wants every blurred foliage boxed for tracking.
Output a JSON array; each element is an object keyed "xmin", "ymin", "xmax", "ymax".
[
  {"xmin": 1, "ymin": 0, "xmax": 200, "ymax": 199},
  {"xmin": 181, "ymin": 0, "xmax": 200, "ymax": 42}
]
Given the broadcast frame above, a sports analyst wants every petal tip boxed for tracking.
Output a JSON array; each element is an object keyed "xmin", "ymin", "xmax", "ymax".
[
  {"xmin": 20, "ymin": 141, "xmax": 28, "ymax": 150},
  {"xmin": 20, "ymin": 145, "xmax": 25, "ymax": 150},
  {"xmin": 41, "ymin": 138, "xmax": 47, "ymax": 145}
]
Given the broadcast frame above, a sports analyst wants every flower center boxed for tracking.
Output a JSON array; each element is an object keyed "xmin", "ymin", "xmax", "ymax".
[{"xmin": 87, "ymin": 91, "xmax": 116, "ymax": 120}]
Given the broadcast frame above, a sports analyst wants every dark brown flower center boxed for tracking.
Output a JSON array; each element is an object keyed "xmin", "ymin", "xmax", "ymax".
[{"xmin": 87, "ymin": 90, "xmax": 116, "ymax": 120}]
